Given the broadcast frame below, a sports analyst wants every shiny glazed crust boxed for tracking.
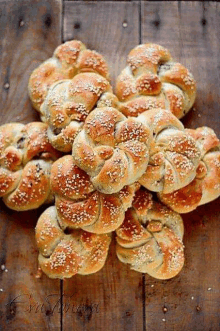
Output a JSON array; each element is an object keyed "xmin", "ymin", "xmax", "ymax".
[
  {"xmin": 35, "ymin": 206, "xmax": 112, "ymax": 279},
  {"xmin": 28, "ymin": 40, "xmax": 110, "ymax": 111},
  {"xmin": 116, "ymin": 188, "xmax": 184, "ymax": 280},
  {"xmin": 72, "ymin": 106, "xmax": 151, "ymax": 194},
  {"xmin": 0, "ymin": 122, "xmax": 61, "ymax": 211},
  {"xmin": 116, "ymin": 43, "xmax": 196, "ymax": 119},
  {"xmin": 51, "ymin": 155, "xmax": 140, "ymax": 233},
  {"xmin": 138, "ymin": 108, "xmax": 201, "ymax": 193},
  {"xmin": 158, "ymin": 127, "xmax": 220, "ymax": 213}
]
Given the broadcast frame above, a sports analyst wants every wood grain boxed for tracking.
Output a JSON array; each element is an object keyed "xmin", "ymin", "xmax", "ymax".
[
  {"xmin": 0, "ymin": 1, "xmax": 62, "ymax": 330},
  {"xmin": 142, "ymin": 2, "xmax": 220, "ymax": 330},
  {"xmin": 0, "ymin": 1, "xmax": 220, "ymax": 330},
  {"xmin": 63, "ymin": 0, "xmax": 140, "ymax": 87},
  {"xmin": 0, "ymin": 0, "xmax": 62, "ymax": 124},
  {"xmin": 63, "ymin": 2, "xmax": 144, "ymax": 331}
]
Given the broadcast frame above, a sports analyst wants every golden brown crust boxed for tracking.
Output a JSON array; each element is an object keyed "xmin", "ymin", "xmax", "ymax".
[
  {"xmin": 116, "ymin": 187, "xmax": 184, "ymax": 280},
  {"xmin": 0, "ymin": 122, "xmax": 61, "ymax": 211},
  {"xmin": 159, "ymin": 127, "xmax": 220, "ymax": 212},
  {"xmin": 40, "ymin": 73, "xmax": 114, "ymax": 152},
  {"xmin": 50, "ymin": 155, "xmax": 139, "ymax": 233},
  {"xmin": 72, "ymin": 107, "xmax": 151, "ymax": 194},
  {"xmin": 35, "ymin": 206, "xmax": 111, "ymax": 279},
  {"xmin": 138, "ymin": 109, "xmax": 201, "ymax": 193},
  {"xmin": 28, "ymin": 40, "xmax": 110, "ymax": 111},
  {"xmin": 116, "ymin": 43, "xmax": 196, "ymax": 119}
]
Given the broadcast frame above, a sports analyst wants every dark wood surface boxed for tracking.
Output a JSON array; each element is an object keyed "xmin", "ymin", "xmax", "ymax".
[{"xmin": 0, "ymin": 1, "xmax": 219, "ymax": 330}]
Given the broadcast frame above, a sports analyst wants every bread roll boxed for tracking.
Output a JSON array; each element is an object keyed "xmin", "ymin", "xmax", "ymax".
[
  {"xmin": 159, "ymin": 127, "xmax": 220, "ymax": 212},
  {"xmin": 40, "ymin": 73, "xmax": 117, "ymax": 152},
  {"xmin": 0, "ymin": 122, "xmax": 61, "ymax": 211},
  {"xmin": 116, "ymin": 188, "xmax": 184, "ymax": 280},
  {"xmin": 138, "ymin": 108, "xmax": 201, "ymax": 193},
  {"xmin": 72, "ymin": 106, "xmax": 151, "ymax": 194},
  {"xmin": 28, "ymin": 40, "xmax": 110, "ymax": 111},
  {"xmin": 51, "ymin": 155, "xmax": 140, "ymax": 233},
  {"xmin": 36, "ymin": 206, "xmax": 111, "ymax": 279},
  {"xmin": 116, "ymin": 43, "xmax": 196, "ymax": 119}
]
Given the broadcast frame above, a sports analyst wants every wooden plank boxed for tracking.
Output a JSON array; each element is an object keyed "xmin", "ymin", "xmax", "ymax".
[
  {"xmin": 0, "ymin": 1, "xmax": 62, "ymax": 330},
  {"xmin": 63, "ymin": 2, "xmax": 144, "ymax": 331},
  {"xmin": 142, "ymin": 2, "xmax": 220, "ymax": 330},
  {"xmin": 0, "ymin": 0, "xmax": 62, "ymax": 124},
  {"xmin": 63, "ymin": 0, "xmax": 140, "ymax": 87}
]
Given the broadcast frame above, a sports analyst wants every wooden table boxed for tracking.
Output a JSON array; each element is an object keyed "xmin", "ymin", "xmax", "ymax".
[{"xmin": 0, "ymin": 1, "xmax": 219, "ymax": 330}]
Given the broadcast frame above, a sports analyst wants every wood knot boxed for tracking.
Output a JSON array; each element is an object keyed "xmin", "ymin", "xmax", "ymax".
[
  {"xmin": 201, "ymin": 18, "xmax": 207, "ymax": 26},
  {"xmin": 74, "ymin": 22, "xmax": 81, "ymax": 29},
  {"xmin": 44, "ymin": 14, "xmax": 52, "ymax": 28}
]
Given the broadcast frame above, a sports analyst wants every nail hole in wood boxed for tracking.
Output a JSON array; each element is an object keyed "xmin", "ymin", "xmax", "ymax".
[
  {"xmin": 74, "ymin": 22, "xmax": 81, "ymax": 29},
  {"xmin": 44, "ymin": 14, "xmax": 52, "ymax": 28},
  {"xmin": 201, "ymin": 18, "xmax": 207, "ymax": 26}
]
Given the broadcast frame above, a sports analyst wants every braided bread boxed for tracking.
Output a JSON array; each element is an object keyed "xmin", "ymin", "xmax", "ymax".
[
  {"xmin": 138, "ymin": 108, "xmax": 201, "ymax": 193},
  {"xmin": 40, "ymin": 73, "xmax": 116, "ymax": 152},
  {"xmin": 51, "ymin": 155, "xmax": 139, "ymax": 233},
  {"xmin": 0, "ymin": 122, "xmax": 61, "ymax": 211},
  {"xmin": 72, "ymin": 106, "xmax": 151, "ymax": 194},
  {"xmin": 28, "ymin": 40, "xmax": 110, "ymax": 112},
  {"xmin": 116, "ymin": 188, "xmax": 184, "ymax": 280},
  {"xmin": 35, "ymin": 206, "xmax": 111, "ymax": 279},
  {"xmin": 116, "ymin": 43, "xmax": 196, "ymax": 119},
  {"xmin": 159, "ymin": 127, "xmax": 220, "ymax": 213}
]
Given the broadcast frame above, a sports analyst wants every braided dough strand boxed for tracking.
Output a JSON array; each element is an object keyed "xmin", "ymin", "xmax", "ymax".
[
  {"xmin": 116, "ymin": 43, "xmax": 196, "ymax": 119},
  {"xmin": 116, "ymin": 188, "xmax": 184, "ymax": 280},
  {"xmin": 51, "ymin": 155, "xmax": 140, "ymax": 233},
  {"xmin": 36, "ymin": 206, "xmax": 111, "ymax": 279},
  {"xmin": 0, "ymin": 122, "xmax": 61, "ymax": 211},
  {"xmin": 28, "ymin": 40, "xmax": 110, "ymax": 111},
  {"xmin": 158, "ymin": 127, "xmax": 220, "ymax": 213}
]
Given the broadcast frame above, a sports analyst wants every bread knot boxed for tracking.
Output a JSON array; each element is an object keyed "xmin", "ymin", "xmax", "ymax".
[
  {"xmin": 116, "ymin": 43, "xmax": 196, "ymax": 119},
  {"xmin": 0, "ymin": 122, "xmax": 61, "ymax": 211},
  {"xmin": 72, "ymin": 107, "xmax": 151, "ymax": 194},
  {"xmin": 35, "ymin": 206, "xmax": 112, "ymax": 279},
  {"xmin": 116, "ymin": 187, "xmax": 184, "ymax": 280},
  {"xmin": 159, "ymin": 126, "xmax": 220, "ymax": 212},
  {"xmin": 28, "ymin": 40, "xmax": 110, "ymax": 111},
  {"xmin": 40, "ymin": 72, "xmax": 114, "ymax": 152},
  {"xmin": 138, "ymin": 108, "xmax": 201, "ymax": 193},
  {"xmin": 50, "ymin": 155, "xmax": 140, "ymax": 233}
]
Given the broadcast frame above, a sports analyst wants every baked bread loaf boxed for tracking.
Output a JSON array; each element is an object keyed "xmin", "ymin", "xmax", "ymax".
[
  {"xmin": 40, "ymin": 73, "xmax": 117, "ymax": 152},
  {"xmin": 138, "ymin": 108, "xmax": 201, "ymax": 193},
  {"xmin": 116, "ymin": 43, "xmax": 196, "ymax": 119},
  {"xmin": 0, "ymin": 122, "xmax": 61, "ymax": 211},
  {"xmin": 116, "ymin": 188, "xmax": 184, "ymax": 279},
  {"xmin": 158, "ymin": 127, "xmax": 220, "ymax": 213},
  {"xmin": 72, "ymin": 106, "xmax": 151, "ymax": 194},
  {"xmin": 35, "ymin": 206, "xmax": 111, "ymax": 279},
  {"xmin": 28, "ymin": 40, "xmax": 110, "ymax": 112},
  {"xmin": 51, "ymin": 155, "xmax": 140, "ymax": 233}
]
